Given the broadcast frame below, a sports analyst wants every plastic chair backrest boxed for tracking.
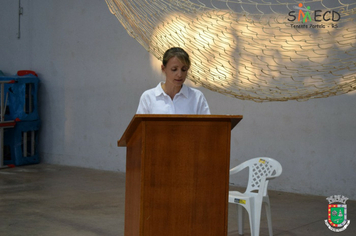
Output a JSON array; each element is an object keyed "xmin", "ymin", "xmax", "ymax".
[{"xmin": 244, "ymin": 157, "xmax": 282, "ymax": 195}]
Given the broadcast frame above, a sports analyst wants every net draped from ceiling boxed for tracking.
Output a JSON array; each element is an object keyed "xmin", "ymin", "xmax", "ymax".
[{"xmin": 105, "ymin": 0, "xmax": 356, "ymax": 102}]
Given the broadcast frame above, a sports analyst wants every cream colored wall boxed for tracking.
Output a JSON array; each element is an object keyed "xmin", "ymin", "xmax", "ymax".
[{"xmin": 1, "ymin": 0, "xmax": 355, "ymax": 199}]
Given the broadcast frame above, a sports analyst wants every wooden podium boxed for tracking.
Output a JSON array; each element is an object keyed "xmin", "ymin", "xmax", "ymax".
[{"xmin": 118, "ymin": 115, "xmax": 243, "ymax": 236}]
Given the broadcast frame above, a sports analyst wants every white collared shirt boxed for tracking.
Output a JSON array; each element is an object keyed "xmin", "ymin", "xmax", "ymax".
[{"xmin": 136, "ymin": 82, "xmax": 210, "ymax": 114}]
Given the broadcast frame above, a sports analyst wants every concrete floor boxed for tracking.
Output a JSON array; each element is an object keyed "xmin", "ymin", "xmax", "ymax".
[{"xmin": 0, "ymin": 164, "xmax": 354, "ymax": 236}]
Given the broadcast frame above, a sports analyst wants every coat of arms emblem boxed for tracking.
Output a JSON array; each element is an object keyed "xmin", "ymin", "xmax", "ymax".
[{"xmin": 325, "ymin": 195, "xmax": 350, "ymax": 232}]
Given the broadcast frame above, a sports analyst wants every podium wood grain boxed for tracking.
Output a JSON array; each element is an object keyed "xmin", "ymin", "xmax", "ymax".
[{"xmin": 119, "ymin": 115, "xmax": 242, "ymax": 236}]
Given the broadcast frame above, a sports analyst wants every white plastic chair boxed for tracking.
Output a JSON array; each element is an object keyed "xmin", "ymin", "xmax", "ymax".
[{"xmin": 229, "ymin": 157, "xmax": 282, "ymax": 236}]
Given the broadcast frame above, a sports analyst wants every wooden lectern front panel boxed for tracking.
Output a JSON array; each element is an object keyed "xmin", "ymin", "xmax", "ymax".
[{"xmin": 141, "ymin": 120, "xmax": 230, "ymax": 236}]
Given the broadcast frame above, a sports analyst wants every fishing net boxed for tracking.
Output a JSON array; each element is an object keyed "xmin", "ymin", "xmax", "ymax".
[{"xmin": 105, "ymin": 0, "xmax": 356, "ymax": 102}]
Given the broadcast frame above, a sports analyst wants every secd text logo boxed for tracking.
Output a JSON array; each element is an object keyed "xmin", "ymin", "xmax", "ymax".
[{"xmin": 288, "ymin": 3, "xmax": 341, "ymax": 29}]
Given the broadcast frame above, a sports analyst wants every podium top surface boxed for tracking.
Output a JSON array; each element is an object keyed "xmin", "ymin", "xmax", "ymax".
[{"xmin": 118, "ymin": 114, "xmax": 243, "ymax": 147}]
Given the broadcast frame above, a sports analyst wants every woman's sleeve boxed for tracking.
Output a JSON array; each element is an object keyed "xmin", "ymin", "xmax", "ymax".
[
  {"xmin": 198, "ymin": 95, "xmax": 211, "ymax": 115},
  {"xmin": 136, "ymin": 93, "xmax": 150, "ymax": 114}
]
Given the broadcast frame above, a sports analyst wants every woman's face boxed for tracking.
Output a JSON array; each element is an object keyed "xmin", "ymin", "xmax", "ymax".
[{"xmin": 162, "ymin": 56, "xmax": 189, "ymax": 87}]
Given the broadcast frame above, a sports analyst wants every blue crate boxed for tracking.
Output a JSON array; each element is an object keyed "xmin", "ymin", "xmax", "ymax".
[
  {"xmin": 0, "ymin": 74, "xmax": 39, "ymax": 121},
  {"xmin": 3, "ymin": 120, "xmax": 41, "ymax": 166}
]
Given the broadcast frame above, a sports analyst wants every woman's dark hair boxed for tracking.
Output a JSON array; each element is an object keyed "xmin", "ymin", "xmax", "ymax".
[{"xmin": 162, "ymin": 47, "xmax": 191, "ymax": 68}]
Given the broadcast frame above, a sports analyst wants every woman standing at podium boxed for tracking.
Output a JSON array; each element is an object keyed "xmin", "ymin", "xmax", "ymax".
[{"xmin": 136, "ymin": 47, "xmax": 210, "ymax": 114}]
